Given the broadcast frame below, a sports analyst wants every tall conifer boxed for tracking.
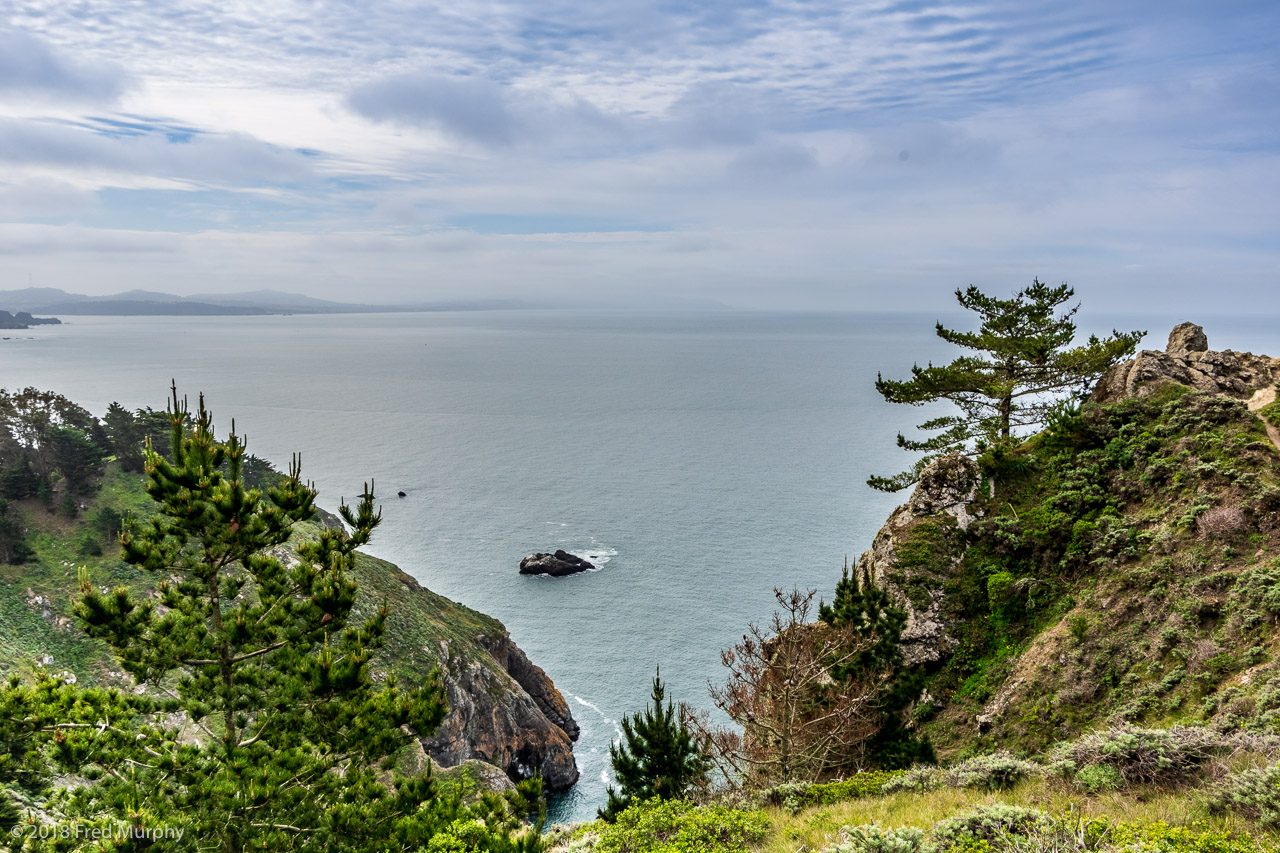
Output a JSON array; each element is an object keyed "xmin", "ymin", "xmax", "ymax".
[
  {"xmin": 72, "ymin": 385, "xmax": 449, "ymax": 852},
  {"xmin": 600, "ymin": 667, "xmax": 708, "ymax": 821},
  {"xmin": 820, "ymin": 563, "xmax": 932, "ymax": 768},
  {"xmin": 870, "ymin": 280, "xmax": 1143, "ymax": 491}
]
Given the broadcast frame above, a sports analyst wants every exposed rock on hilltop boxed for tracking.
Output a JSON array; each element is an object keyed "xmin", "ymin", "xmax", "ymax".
[
  {"xmin": 858, "ymin": 324, "xmax": 1280, "ymax": 756},
  {"xmin": 1093, "ymin": 322, "xmax": 1280, "ymax": 406}
]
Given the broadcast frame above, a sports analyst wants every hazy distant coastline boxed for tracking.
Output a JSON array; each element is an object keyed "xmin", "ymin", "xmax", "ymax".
[{"xmin": 0, "ymin": 287, "xmax": 549, "ymax": 317}]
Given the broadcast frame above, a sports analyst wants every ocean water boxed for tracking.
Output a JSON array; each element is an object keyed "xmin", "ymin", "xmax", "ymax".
[{"xmin": 1, "ymin": 309, "xmax": 1274, "ymax": 822}]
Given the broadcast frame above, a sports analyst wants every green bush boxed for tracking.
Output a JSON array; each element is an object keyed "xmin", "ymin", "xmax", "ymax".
[
  {"xmin": 881, "ymin": 765, "xmax": 942, "ymax": 795},
  {"xmin": 987, "ymin": 572, "xmax": 1016, "ymax": 611},
  {"xmin": 942, "ymin": 752, "xmax": 1041, "ymax": 791},
  {"xmin": 591, "ymin": 799, "xmax": 768, "ymax": 853},
  {"xmin": 1212, "ymin": 763, "xmax": 1280, "ymax": 827},
  {"xmin": 1107, "ymin": 820, "xmax": 1278, "ymax": 853},
  {"xmin": 819, "ymin": 825, "xmax": 934, "ymax": 853},
  {"xmin": 1260, "ymin": 401, "xmax": 1280, "ymax": 431},
  {"xmin": 759, "ymin": 771, "xmax": 900, "ymax": 814},
  {"xmin": 1073, "ymin": 763, "xmax": 1124, "ymax": 794},
  {"xmin": 930, "ymin": 805, "xmax": 1053, "ymax": 848}
]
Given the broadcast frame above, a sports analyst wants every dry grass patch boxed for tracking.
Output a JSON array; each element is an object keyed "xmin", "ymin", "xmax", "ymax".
[{"xmin": 758, "ymin": 777, "xmax": 1280, "ymax": 853}]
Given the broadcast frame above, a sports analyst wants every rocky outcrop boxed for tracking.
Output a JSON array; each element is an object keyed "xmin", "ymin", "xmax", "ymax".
[
  {"xmin": 482, "ymin": 634, "xmax": 581, "ymax": 742},
  {"xmin": 0, "ymin": 310, "xmax": 60, "ymax": 329},
  {"xmin": 519, "ymin": 550, "xmax": 595, "ymax": 577},
  {"xmin": 275, "ymin": 535, "xmax": 582, "ymax": 792},
  {"xmin": 420, "ymin": 631, "xmax": 581, "ymax": 791},
  {"xmin": 854, "ymin": 454, "xmax": 979, "ymax": 665},
  {"xmin": 1093, "ymin": 323, "xmax": 1280, "ymax": 405}
]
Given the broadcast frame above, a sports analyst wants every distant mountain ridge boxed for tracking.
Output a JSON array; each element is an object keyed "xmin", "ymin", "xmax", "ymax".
[
  {"xmin": 0, "ymin": 287, "xmax": 366, "ymax": 315},
  {"xmin": 0, "ymin": 287, "xmax": 552, "ymax": 316}
]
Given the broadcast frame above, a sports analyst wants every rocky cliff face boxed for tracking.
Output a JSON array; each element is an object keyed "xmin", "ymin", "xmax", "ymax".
[
  {"xmin": 419, "ymin": 632, "xmax": 580, "ymax": 791},
  {"xmin": 855, "ymin": 453, "xmax": 979, "ymax": 665},
  {"xmin": 362, "ymin": 561, "xmax": 581, "ymax": 792}
]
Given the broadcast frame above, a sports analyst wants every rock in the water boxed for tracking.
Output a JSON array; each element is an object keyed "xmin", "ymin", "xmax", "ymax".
[
  {"xmin": 397, "ymin": 490, "xmax": 406, "ymax": 498},
  {"xmin": 519, "ymin": 550, "xmax": 595, "ymax": 577},
  {"xmin": 1167, "ymin": 322, "xmax": 1209, "ymax": 354}
]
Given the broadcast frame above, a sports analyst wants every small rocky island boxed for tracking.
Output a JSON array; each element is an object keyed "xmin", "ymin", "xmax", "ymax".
[
  {"xmin": 0, "ymin": 310, "xmax": 61, "ymax": 329},
  {"xmin": 519, "ymin": 549, "xmax": 595, "ymax": 577}
]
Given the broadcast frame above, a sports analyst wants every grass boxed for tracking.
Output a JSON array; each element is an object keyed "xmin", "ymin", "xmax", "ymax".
[
  {"xmin": 756, "ymin": 778, "xmax": 1280, "ymax": 853},
  {"xmin": 1261, "ymin": 401, "xmax": 1280, "ymax": 432}
]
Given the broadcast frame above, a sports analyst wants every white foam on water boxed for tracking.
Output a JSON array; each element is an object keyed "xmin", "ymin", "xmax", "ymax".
[
  {"xmin": 572, "ymin": 546, "xmax": 616, "ymax": 567},
  {"xmin": 572, "ymin": 694, "xmax": 624, "ymax": 740}
]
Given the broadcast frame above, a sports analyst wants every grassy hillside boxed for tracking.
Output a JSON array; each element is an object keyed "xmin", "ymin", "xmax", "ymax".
[
  {"xmin": 0, "ymin": 459, "xmax": 507, "ymax": 694},
  {"xmin": 898, "ymin": 385, "xmax": 1280, "ymax": 755},
  {"xmin": 550, "ymin": 730, "xmax": 1280, "ymax": 852}
]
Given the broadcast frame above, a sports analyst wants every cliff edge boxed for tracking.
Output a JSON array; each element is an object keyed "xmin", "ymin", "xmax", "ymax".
[
  {"xmin": 1, "ymin": 466, "xmax": 580, "ymax": 793},
  {"xmin": 856, "ymin": 324, "xmax": 1280, "ymax": 755}
]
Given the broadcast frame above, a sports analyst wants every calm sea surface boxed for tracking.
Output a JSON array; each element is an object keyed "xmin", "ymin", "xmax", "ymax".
[{"xmin": 2, "ymin": 309, "xmax": 1274, "ymax": 821}]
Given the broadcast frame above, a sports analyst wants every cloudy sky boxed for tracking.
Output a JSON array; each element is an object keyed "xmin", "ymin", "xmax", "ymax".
[{"xmin": 0, "ymin": 0, "xmax": 1276, "ymax": 309}]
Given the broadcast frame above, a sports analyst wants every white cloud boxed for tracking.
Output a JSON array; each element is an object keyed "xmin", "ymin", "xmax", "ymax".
[
  {"xmin": 0, "ymin": 0, "xmax": 1273, "ymax": 310},
  {"xmin": 0, "ymin": 29, "xmax": 133, "ymax": 103}
]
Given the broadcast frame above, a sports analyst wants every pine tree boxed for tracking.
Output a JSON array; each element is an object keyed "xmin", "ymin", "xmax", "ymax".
[
  {"xmin": 819, "ymin": 563, "xmax": 932, "ymax": 769},
  {"xmin": 818, "ymin": 560, "xmax": 906, "ymax": 681},
  {"xmin": 599, "ymin": 667, "xmax": 708, "ymax": 821},
  {"xmin": 71, "ymin": 385, "xmax": 451, "ymax": 853},
  {"xmin": 869, "ymin": 280, "xmax": 1143, "ymax": 491}
]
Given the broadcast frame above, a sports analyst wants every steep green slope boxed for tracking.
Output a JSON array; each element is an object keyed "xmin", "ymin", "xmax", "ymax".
[
  {"xmin": 865, "ymin": 367, "xmax": 1280, "ymax": 756},
  {"xmin": 0, "ymin": 458, "xmax": 580, "ymax": 788},
  {"xmin": 1, "ymin": 463, "xmax": 490, "ymax": 686}
]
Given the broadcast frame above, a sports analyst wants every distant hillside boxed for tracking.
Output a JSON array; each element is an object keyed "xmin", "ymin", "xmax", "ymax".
[
  {"xmin": 0, "ymin": 287, "xmax": 366, "ymax": 315},
  {"xmin": 33, "ymin": 300, "xmax": 268, "ymax": 316}
]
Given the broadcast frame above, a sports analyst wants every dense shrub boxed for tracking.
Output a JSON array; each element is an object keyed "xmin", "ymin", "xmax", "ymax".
[
  {"xmin": 1212, "ymin": 763, "xmax": 1280, "ymax": 827},
  {"xmin": 931, "ymin": 805, "xmax": 1053, "ymax": 848},
  {"xmin": 882, "ymin": 765, "xmax": 943, "ymax": 794},
  {"xmin": 1073, "ymin": 763, "xmax": 1124, "ymax": 794},
  {"xmin": 880, "ymin": 754, "xmax": 1037, "ymax": 796},
  {"xmin": 1052, "ymin": 726, "xmax": 1225, "ymax": 787},
  {"xmin": 1231, "ymin": 564, "xmax": 1280, "ymax": 624},
  {"xmin": 818, "ymin": 825, "xmax": 934, "ymax": 853},
  {"xmin": 589, "ymin": 798, "xmax": 768, "ymax": 853},
  {"xmin": 759, "ymin": 771, "xmax": 900, "ymax": 814},
  {"xmin": 943, "ymin": 752, "xmax": 1041, "ymax": 791}
]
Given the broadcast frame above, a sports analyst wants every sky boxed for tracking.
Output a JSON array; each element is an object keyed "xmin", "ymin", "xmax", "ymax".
[{"xmin": 0, "ymin": 0, "xmax": 1276, "ymax": 310}]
